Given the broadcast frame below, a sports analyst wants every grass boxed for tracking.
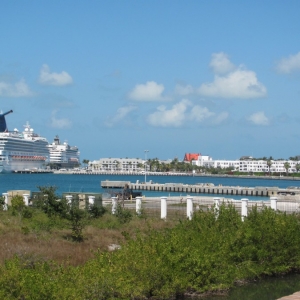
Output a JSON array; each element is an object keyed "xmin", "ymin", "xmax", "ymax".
[{"xmin": 0, "ymin": 209, "xmax": 179, "ymax": 266}]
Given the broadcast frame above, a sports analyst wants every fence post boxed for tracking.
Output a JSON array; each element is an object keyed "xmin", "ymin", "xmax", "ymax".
[
  {"xmin": 2, "ymin": 193, "xmax": 8, "ymax": 211},
  {"xmin": 136, "ymin": 196, "xmax": 142, "ymax": 215},
  {"xmin": 88, "ymin": 195, "xmax": 95, "ymax": 206},
  {"xmin": 66, "ymin": 195, "xmax": 73, "ymax": 205},
  {"xmin": 161, "ymin": 196, "xmax": 167, "ymax": 219},
  {"xmin": 23, "ymin": 194, "xmax": 30, "ymax": 206},
  {"xmin": 214, "ymin": 197, "xmax": 220, "ymax": 219},
  {"xmin": 187, "ymin": 196, "xmax": 193, "ymax": 220},
  {"xmin": 111, "ymin": 197, "xmax": 117, "ymax": 214},
  {"xmin": 241, "ymin": 198, "xmax": 248, "ymax": 221},
  {"xmin": 270, "ymin": 197, "xmax": 277, "ymax": 210}
]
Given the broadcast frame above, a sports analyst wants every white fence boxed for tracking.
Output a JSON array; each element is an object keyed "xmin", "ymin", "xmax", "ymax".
[
  {"xmin": 3, "ymin": 193, "xmax": 300, "ymax": 221},
  {"xmin": 109, "ymin": 196, "xmax": 300, "ymax": 220}
]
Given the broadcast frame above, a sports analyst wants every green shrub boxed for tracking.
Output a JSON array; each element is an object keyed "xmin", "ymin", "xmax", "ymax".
[
  {"xmin": 36, "ymin": 186, "xmax": 69, "ymax": 218},
  {"xmin": 68, "ymin": 207, "xmax": 88, "ymax": 242},
  {"xmin": 11, "ymin": 195, "xmax": 26, "ymax": 217},
  {"xmin": 115, "ymin": 204, "xmax": 133, "ymax": 224},
  {"xmin": 1, "ymin": 205, "xmax": 300, "ymax": 299},
  {"xmin": 88, "ymin": 204, "xmax": 107, "ymax": 219},
  {"xmin": 0, "ymin": 196, "xmax": 5, "ymax": 211}
]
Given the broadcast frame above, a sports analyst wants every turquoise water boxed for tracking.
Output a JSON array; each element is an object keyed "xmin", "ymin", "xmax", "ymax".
[{"xmin": 1, "ymin": 173, "xmax": 299, "ymax": 199}]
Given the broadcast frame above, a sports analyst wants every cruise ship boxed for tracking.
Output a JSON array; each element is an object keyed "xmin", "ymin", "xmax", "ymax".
[
  {"xmin": 0, "ymin": 110, "xmax": 49, "ymax": 173},
  {"xmin": 48, "ymin": 135, "xmax": 80, "ymax": 169}
]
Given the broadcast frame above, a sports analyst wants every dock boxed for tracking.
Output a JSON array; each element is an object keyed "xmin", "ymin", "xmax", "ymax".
[
  {"xmin": 101, "ymin": 180, "xmax": 300, "ymax": 197},
  {"xmin": 14, "ymin": 170, "xmax": 54, "ymax": 174}
]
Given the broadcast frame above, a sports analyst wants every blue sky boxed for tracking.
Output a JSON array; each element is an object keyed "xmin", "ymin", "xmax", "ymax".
[{"xmin": 1, "ymin": 1, "xmax": 300, "ymax": 161}]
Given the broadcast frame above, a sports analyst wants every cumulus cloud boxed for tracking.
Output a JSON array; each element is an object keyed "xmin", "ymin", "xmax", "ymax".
[
  {"xmin": 175, "ymin": 83, "xmax": 194, "ymax": 96},
  {"xmin": 147, "ymin": 99, "xmax": 191, "ymax": 127},
  {"xmin": 147, "ymin": 99, "xmax": 219, "ymax": 127},
  {"xmin": 198, "ymin": 53, "xmax": 267, "ymax": 99},
  {"xmin": 50, "ymin": 111, "xmax": 72, "ymax": 129},
  {"xmin": 39, "ymin": 64, "xmax": 73, "ymax": 86},
  {"xmin": 128, "ymin": 81, "xmax": 165, "ymax": 101},
  {"xmin": 276, "ymin": 52, "xmax": 300, "ymax": 74},
  {"xmin": 247, "ymin": 111, "xmax": 269, "ymax": 126},
  {"xmin": 210, "ymin": 52, "xmax": 235, "ymax": 74},
  {"xmin": 190, "ymin": 105, "xmax": 215, "ymax": 122},
  {"xmin": 105, "ymin": 105, "xmax": 137, "ymax": 127},
  {"xmin": 0, "ymin": 79, "xmax": 33, "ymax": 97},
  {"xmin": 199, "ymin": 69, "xmax": 267, "ymax": 99}
]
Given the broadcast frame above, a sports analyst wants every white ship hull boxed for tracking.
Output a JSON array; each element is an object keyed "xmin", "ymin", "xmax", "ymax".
[
  {"xmin": 0, "ymin": 114, "xmax": 49, "ymax": 173},
  {"xmin": 48, "ymin": 135, "xmax": 80, "ymax": 168},
  {"xmin": 0, "ymin": 158, "xmax": 47, "ymax": 173}
]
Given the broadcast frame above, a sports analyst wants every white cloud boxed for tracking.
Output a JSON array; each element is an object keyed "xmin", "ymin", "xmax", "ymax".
[
  {"xmin": 198, "ymin": 69, "xmax": 267, "ymax": 99},
  {"xmin": 175, "ymin": 83, "xmax": 194, "ymax": 96},
  {"xmin": 190, "ymin": 105, "xmax": 215, "ymax": 122},
  {"xmin": 147, "ymin": 100, "xmax": 219, "ymax": 127},
  {"xmin": 247, "ymin": 111, "xmax": 269, "ymax": 126},
  {"xmin": 0, "ymin": 79, "xmax": 33, "ymax": 97},
  {"xmin": 198, "ymin": 53, "xmax": 267, "ymax": 99},
  {"xmin": 39, "ymin": 64, "xmax": 73, "ymax": 86},
  {"xmin": 50, "ymin": 111, "xmax": 72, "ymax": 129},
  {"xmin": 276, "ymin": 52, "xmax": 300, "ymax": 74},
  {"xmin": 210, "ymin": 52, "xmax": 235, "ymax": 74},
  {"xmin": 128, "ymin": 81, "xmax": 165, "ymax": 101},
  {"xmin": 147, "ymin": 99, "xmax": 191, "ymax": 127},
  {"xmin": 105, "ymin": 105, "xmax": 137, "ymax": 127}
]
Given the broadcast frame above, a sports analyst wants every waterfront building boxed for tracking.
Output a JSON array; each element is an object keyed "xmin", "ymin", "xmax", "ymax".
[
  {"xmin": 192, "ymin": 154, "xmax": 299, "ymax": 173},
  {"xmin": 89, "ymin": 157, "xmax": 145, "ymax": 172},
  {"xmin": 191, "ymin": 155, "xmax": 239, "ymax": 169},
  {"xmin": 238, "ymin": 159, "xmax": 298, "ymax": 173},
  {"xmin": 88, "ymin": 153, "xmax": 300, "ymax": 174},
  {"xmin": 183, "ymin": 153, "xmax": 200, "ymax": 162}
]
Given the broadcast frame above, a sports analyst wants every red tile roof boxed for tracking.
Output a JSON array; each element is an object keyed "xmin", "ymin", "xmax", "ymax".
[{"xmin": 184, "ymin": 153, "xmax": 200, "ymax": 162}]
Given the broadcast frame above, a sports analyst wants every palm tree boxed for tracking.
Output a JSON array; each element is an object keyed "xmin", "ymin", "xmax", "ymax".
[
  {"xmin": 82, "ymin": 159, "xmax": 89, "ymax": 169},
  {"xmin": 137, "ymin": 163, "xmax": 143, "ymax": 171},
  {"xmin": 284, "ymin": 161, "xmax": 291, "ymax": 176},
  {"xmin": 266, "ymin": 159, "xmax": 272, "ymax": 176}
]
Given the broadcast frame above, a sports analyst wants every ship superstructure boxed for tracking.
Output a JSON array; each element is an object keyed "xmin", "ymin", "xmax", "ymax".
[
  {"xmin": 0, "ymin": 110, "xmax": 49, "ymax": 173},
  {"xmin": 48, "ymin": 135, "xmax": 80, "ymax": 169}
]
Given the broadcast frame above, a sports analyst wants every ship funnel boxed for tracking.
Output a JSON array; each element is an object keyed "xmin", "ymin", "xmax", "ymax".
[{"xmin": 0, "ymin": 110, "xmax": 13, "ymax": 132}]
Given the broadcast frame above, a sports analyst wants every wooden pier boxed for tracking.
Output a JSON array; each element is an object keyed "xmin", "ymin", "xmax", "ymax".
[{"xmin": 101, "ymin": 180, "xmax": 300, "ymax": 197}]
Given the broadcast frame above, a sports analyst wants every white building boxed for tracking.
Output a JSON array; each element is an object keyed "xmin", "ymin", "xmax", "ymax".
[
  {"xmin": 192, "ymin": 155, "xmax": 240, "ymax": 170},
  {"xmin": 192, "ymin": 154, "xmax": 299, "ymax": 173},
  {"xmin": 89, "ymin": 157, "xmax": 145, "ymax": 172}
]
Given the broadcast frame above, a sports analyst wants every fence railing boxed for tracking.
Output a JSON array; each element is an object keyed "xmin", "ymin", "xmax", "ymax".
[
  {"xmin": 110, "ymin": 196, "xmax": 300, "ymax": 220},
  {"xmin": 3, "ymin": 192, "xmax": 300, "ymax": 221}
]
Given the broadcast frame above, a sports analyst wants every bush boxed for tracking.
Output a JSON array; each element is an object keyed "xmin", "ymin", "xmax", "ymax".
[
  {"xmin": 68, "ymin": 207, "xmax": 88, "ymax": 242},
  {"xmin": 36, "ymin": 186, "xmax": 69, "ymax": 218},
  {"xmin": 0, "ymin": 196, "xmax": 5, "ymax": 211},
  {"xmin": 88, "ymin": 204, "xmax": 107, "ymax": 219},
  {"xmin": 115, "ymin": 204, "xmax": 133, "ymax": 224}
]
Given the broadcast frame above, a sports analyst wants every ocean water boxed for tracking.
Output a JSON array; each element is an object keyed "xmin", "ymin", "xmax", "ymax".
[{"xmin": 1, "ymin": 173, "xmax": 300, "ymax": 200}]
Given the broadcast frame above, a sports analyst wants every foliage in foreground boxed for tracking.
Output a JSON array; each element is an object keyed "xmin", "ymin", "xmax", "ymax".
[{"xmin": 1, "ymin": 205, "xmax": 300, "ymax": 299}]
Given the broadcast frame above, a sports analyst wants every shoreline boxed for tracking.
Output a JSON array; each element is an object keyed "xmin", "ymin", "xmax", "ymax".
[{"xmin": 53, "ymin": 170, "xmax": 300, "ymax": 181}]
